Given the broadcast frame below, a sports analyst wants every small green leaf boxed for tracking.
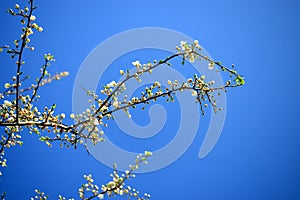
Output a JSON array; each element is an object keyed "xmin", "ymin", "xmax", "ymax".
[
  {"xmin": 234, "ymin": 76, "xmax": 245, "ymax": 85},
  {"xmin": 45, "ymin": 141, "xmax": 52, "ymax": 147}
]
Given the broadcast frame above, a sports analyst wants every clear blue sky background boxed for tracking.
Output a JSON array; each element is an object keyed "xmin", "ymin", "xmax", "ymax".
[{"xmin": 0, "ymin": 0, "xmax": 300, "ymax": 199}]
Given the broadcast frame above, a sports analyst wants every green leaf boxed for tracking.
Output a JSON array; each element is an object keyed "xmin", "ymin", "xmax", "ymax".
[
  {"xmin": 18, "ymin": 141, "xmax": 24, "ymax": 147},
  {"xmin": 234, "ymin": 76, "xmax": 245, "ymax": 85},
  {"xmin": 52, "ymin": 103, "xmax": 56, "ymax": 109},
  {"xmin": 45, "ymin": 141, "xmax": 52, "ymax": 147}
]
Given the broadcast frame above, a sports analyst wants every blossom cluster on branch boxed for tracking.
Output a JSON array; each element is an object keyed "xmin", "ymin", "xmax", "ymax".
[{"xmin": 0, "ymin": 0, "xmax": 244, "ymax": 199}]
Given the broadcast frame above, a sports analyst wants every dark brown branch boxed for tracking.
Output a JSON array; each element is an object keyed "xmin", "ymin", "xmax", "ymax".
[
  {"xmin": 103, "ymin": 85, "xmax": 192, "ymax": 116},
  {"xmin": 75, "ymin": 53, "xmax": 184, "ymax": 134},
  {"xmin": 15, "ymin": 0, "xmax": 34, "ymax": 124},
  {"xmin": 29, "ymin": 59, "xmax": 49, "ymax": 103}
]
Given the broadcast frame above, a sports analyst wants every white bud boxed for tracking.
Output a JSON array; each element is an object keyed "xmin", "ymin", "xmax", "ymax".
[
  {"xmin": 60, "ymin": 113, "xmax": 65, "ymax": 119},
  {"xmin": 4, "ymin": 83, "xmax": 10, "ymax": 89},
  {"xmin": 30, "ymin": 15, "xmax": 36, "ymax": 21}
]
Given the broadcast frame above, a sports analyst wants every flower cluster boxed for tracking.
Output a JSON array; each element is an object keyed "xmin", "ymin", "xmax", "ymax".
[
  {"xmin": 0, "ymin": 0, "xmax": 71, "ymax": 174},
  {"xmin": 64, "ymin": 40, "xmax": 245, "ymax": 150},
  {"xmin": 30, "ymin": 189, "xmax": 75, "ymax": 200},
  {"xmin": 78, "ymin": 151, "xmax": 152, "ymax": 200},
  {"xmin": 28, "ymin": 152, "xmax": 152, "ymax": 200},
  {"xmin": 6, "ymin": 2, "xmax": 43, "ymax": 59},
  {"xmin": 176, "ymin": 40, "xmax": 202, "ymax": 63},
  {"xmin": 30, "ymin": 189, "xmax": 49, "ymax": 200},
  {"xmin": 176, "ymin": 40, "xmax": 245, "ymax": 86}
]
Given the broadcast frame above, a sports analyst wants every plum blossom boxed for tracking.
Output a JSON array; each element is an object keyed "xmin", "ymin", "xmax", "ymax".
[
  {"xmin": 132, "ymin": 60, "xmax": 141, "ymax": 68},
  {"xmin": 208, "ymin": 62, "xmax": 215, "ymax": 70}
]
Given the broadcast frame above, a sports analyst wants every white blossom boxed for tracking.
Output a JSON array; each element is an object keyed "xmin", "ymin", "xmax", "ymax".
[
  {"xmin": 30, "ymin": 15, "xmax": 36, "ymax": 21},
  {"xmin": 144, "ymin": 151, "xmax": 152, "ymax": 156},
  {"xmin": 112, "ymin": 101, "xmax": 119, "ymax": 108},
  {"xmin": 208, "ymin": 62, "xmax": 215, "ymax": 70},
  {"xmin": 38, "ymin": 26, "xmax": 43, "ymax": 32},
  {"xmin": 100, "ymin": 105, "xmax": 108, "ymax": 112},
  {"xmin": 132, "ymin": 60, "xmax": 141, "ymax": 68},
  {"xmin": 4, "ymin": 83, "xmax": 10, "ymax": 89},
  {"xmin": 192, "ymin": 91, "xmax": 197, "ymax": 96},
  {"xmin": 93, "ymin": 118, "xmax": 99, "ymax": 126},
  {"xmin": 109, "ymin": 81, "xmax": 117, "ymax": 87},
  {"xmin": 180, "ymin": 40, "xmax": 187, "ymax": 46},
  {"xmin": 3, "ymin": 100, "xmax": 12, "ymax": 107}
]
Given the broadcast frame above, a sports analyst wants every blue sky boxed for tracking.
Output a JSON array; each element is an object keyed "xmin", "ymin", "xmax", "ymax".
[{"xmin": 0, "ymin": 0, "xmax": 300, "ymax": 199}]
